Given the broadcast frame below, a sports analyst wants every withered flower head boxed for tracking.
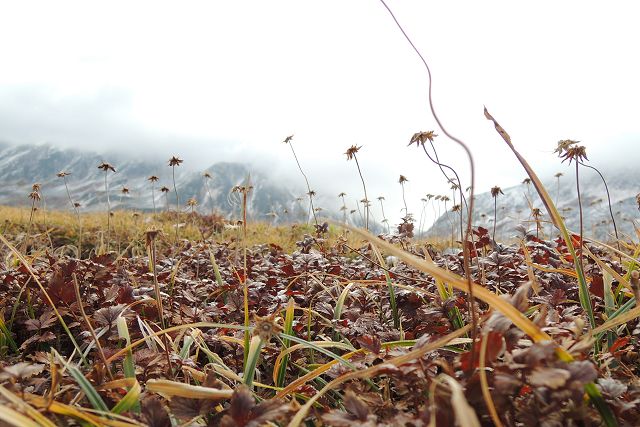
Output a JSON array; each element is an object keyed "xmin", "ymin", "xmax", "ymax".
[
  {"xmin": 441, "ymin": 195, "xmax": 450, "ymax": 202},
  {"xmin": 73, "ymin": 202, "xmax": 81, "ymax": 208},
  {"xmin": 344, "ymin": 145, "xmax": 362, "ymax": 160},
  {"xmin": 377, "ymin": 196, "xmax": 385, "ymax": 201},
  {"xmin": 491, "ymin": 186, "xmax": 504, "ymax": 198},
  {"xmin": 186, "ymin": 198, "xmax": 198, "ymax": 207},
  {"xmin": 147, "ymin": 175, "xmax": 159, "ymax": 182},
  {"xmin": 554, "ymin": 139, "xmax": 579, "ymax": 155},
  {"xmin": 554, "ymin": 172, "xmax": 563, "ymax": 178},
  {"xmin": 203, "ymin": 172, "xmax": 212, "ymax": 179},
  {"xmin": 452, "ymin": 204, "xmax": 461, "ymax": 212},
  {"xmin": 562, "ymin": 145, "xmax": 588, "ymax": 164},
  {"xmin": 350, "ymin": 209, "xmax": 356, "ymax": 214},
  {"xmin": 532, "ymin": 208, "xmax": 542, "ymax": 218},
  {"xmin": 160, "ymin": 186, "xmax": 170, "ymax": 193},
  {"xmin": 340, "ymin": 206, "xmax": 347, "ymax": 211},
  {"xmin": 145, "ymin": 229, "xmax": 162, "ymax": 246},
  {"xmin": 121, "ymin": 186, "xmax": 129, "ymax": 194},
  {"xmin": 283, "ymin": 135, "xmax": 294, "ymax": 144},
  {"xmin": 338, "ymin": 192, "xmax": 346, "ymax": 198},
  {"xmin": 307, "ymin": 190, "xmax": 316, "ymax": 197},
  {"xmin": 57, "ymin": 171, "xmax": 71, "ymax": 178},
  {"xmin": 426, "ymin": 193, "xmax": 434, "ymax": 200},
  {"xmin": 398, "ymin": 175, "xmax": 408, "ymax": 184},
  {"xmin": 408, "ymin": 130, "xmax": 438, "ymax": 147},
  {"xmin": 98, "ymin": 162, "xmax": 116, "ymax": 173},
  {"xmin": 253, "ymin": 312, "xmax": 283, "ymax": 342},
  {"xmin": 28, "ymin": 190, "xmax": 41, "ymax": 201},
  {"xmin": 32, "ymin": 183, "xmax": 41, "ymax": 192},
  {"xmin": 168, "ymin": 156, "xmax": 183, "ymax": 167},
  {"xmin": 522, "ymin": 178, "xmax": 531, "ymax": 185}
]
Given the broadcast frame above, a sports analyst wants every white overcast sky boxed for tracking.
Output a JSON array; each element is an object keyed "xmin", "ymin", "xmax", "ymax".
[{"xmin": 1, "ymin": 1, "xmax": 638, "ymax": 222}]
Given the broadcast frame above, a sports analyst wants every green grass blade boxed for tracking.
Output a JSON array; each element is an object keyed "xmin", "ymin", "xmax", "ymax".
[
  {"xmin": 243, "ymin": 335, "xmax": 264, "ymax": 388},
  {"xmin": 56, "ymin": 351, "xmax": 109, "ymax": 412},
  {"xmin": 276, "ymin": 298, "xmax": 295, "ymax": 388},
  {"xmin": 111, "ymin": 380, "xmax": 141, "ymax": 415},
  {"xmin": 370, "ymin": 244, "xmax": 399, "ymax": 328}
]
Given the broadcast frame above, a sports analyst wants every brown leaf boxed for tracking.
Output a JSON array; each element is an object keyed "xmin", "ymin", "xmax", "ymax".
[
  {"xmin": 0, "ymin": 362, "xmax": 44, "ymax": 381},
  {"xmin": 141, "ymin": 397, "xmax": 171, "ymax": 427},
  {"xmin": 484, "ymin": 106, "xmax": 512, "ymax": 145},
  {"xmin": 529, "ymin": 367, "xmax": 570, "ymax": 389}
]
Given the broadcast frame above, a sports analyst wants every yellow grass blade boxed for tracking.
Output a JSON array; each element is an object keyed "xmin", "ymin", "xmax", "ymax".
[
  {"xmin": 0, "ymin": 405, "xmax": 41, "ymax": 427},
  {"xmin": 146, "ymin": 379, "xmax": 234, "ymax": 400}
]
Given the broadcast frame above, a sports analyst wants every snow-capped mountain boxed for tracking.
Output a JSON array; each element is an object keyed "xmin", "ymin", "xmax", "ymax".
[
  {"xmin": 0, "ymin": 142, "xmax": 300, "ymax": 221},
  {"xmin": 427, "ymin": 166, "xmax": 639, "ymax": 242}
]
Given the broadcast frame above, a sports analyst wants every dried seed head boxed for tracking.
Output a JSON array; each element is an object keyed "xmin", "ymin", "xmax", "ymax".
[
  {"xmin": 398, "ymin": 175, "xmax": 408, "ymax": 184},
  {"xmin": 253, "ymin": 312, "xmax": 283, "ymax": 342},
  {"xmin": 554, "ymin": 172, "xmax": 563, "ymax": 178},
  {"xmin": 203, "ymin": 172, "xmax": 212, "ymax": 179},
  {"xmin": 338, "ymin": 192, "xmax": 346, "ymax": 198},
  {"xmin": 283, "ymin": 135, "xmax": 294, "ymax": 144},
  {"xmin": 148, "ymin": 175, "xmax": 159, "ymax": 182},
  {"xmin": 491, "ymin": 186, "xmax": 504, "ymax": 198},
  {"xmin": 98, "ymin": 162, "xmax": 116, "ymax": 173},
  {"xmin": 452, "ymin": 204, "xmax": 461, "ymax": 212},
  {"xmin": 186, "ymin": 198, "xmax": 198, "ymax": 207},
  {"xmin": 57, "ymin": 171, "xmax": 71, "ymax": 178},
  {"xmin": 409, "ymin": 130, "xmax": 438, "ymax": 147},
  {"xmin": 555, "ymin": 139, "xmax": 588, "ymax": 164},
  {"xmin": 344, "ymin": 145, "xmax": 362, "ymax": 160},
  {"xmin": 145, "ymin": 229, "xmax": 162, "ymax": 246},
  {"xmin": 168, "ymin": 156, "xmax": 183, "ymax": 167},
  {"xmin": 160, "ymin": 186, "xmax": 170, "ymax": 193},
  {"xmin": 121, "ymin": 186, "xmax": 129, "ymax": 195},
  {"xmin": 522, "ymin": 178, "xmax": 531, "ymax": 185}
]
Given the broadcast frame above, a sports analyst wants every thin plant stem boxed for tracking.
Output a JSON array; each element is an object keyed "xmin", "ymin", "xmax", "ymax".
[
  {"xmin": 104, "ymin": 172, "xmax": 111, "ymax": 251},
  {"xmin": 353, "ymin": 155, "xmax": 369, "ymax": 230},
  {"xmin": 72, "ymin": 274, "xmax": 114, "ymax": 381},
  {"xmin": 379, "ymin": 0, "xmax": 478, "ymax": 368},
  {"xmin": 576, "ymin": 161, "xmax": 584, "ymax": 271},
  {"xmin": 580, "ymin": 162, "xmax": 621, "ymax": 258},
  {"xmin": 148, "ymin": 234, "xmax": 173, "ymax": 374},
  {"xmin": 286, "ymin": 140, "xmax": 318, "ymax": 226}
]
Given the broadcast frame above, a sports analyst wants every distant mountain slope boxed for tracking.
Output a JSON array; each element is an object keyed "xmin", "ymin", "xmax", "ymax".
[
  {"xmin": 427, "ymin": 167, "xmax": 639, "ymax": 241},
  {"xmin": 0, "ymin": 143, "xmax": 298, "ymax": 221}
]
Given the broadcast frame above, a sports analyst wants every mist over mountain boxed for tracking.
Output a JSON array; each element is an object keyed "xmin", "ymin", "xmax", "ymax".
[
  {"xmin": 0, "ymin": 142, "xmax": 309, "ymax": 222},
  {"xmin": 427, "ymin": 165, "xmax": 639, "ymax": 242}
]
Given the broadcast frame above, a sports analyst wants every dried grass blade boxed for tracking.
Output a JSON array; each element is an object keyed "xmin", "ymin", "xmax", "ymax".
[
  {"xmin": 483, "ymin": 107, "xmax": 595, "ymax": 328},
  {"xmin": 146, "ymin": 379, "xmax": 233, "ymax": 400}
]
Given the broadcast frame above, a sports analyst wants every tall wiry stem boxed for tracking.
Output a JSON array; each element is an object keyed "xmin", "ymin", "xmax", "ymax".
[
  {"xmin": 59, "ymin": 172, "xmax": 82, "ymax": 257},
  {"xmin": 576, "ymin": 161, "xmax": 584, "ymax": 270},
  {"xmin": 353, "ymin": 155, "xmax": 369, "ymax": 230},
  {"xmin": 579, "ymin": 162, "xmax": 621, "ymax": 257},
  {"xmin": 380, "ymin": 0, "xmax": 478, "ymax": 366},
  {"xmin": 104, "ymin": 171, "xmax": 111, "ymax": 247},
  {"xmin": 284, "ymin": 136, "xmax": 318, "ymax": 226}
]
